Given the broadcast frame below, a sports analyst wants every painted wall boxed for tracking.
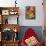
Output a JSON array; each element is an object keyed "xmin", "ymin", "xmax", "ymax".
[
  {"xmin": 18, "ymin": 26, "xmax": 44, "ymax": 44},
  {"xmin": 0, "ymin": 0, "xmax": 44, "ymax": 26},
  {"xmin": 8, "ymin": 16, "xmax": 17, "ymax": 24},
  {"xmin": 18, "ymin": 0, "xmax": 44, "ymax": 26},
  {"xmin": 0, "ymin": 0, "xmax": 44, "ymax": 45}
]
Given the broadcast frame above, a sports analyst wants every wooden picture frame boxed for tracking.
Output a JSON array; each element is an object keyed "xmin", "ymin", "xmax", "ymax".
[
  {"xmin": 9, "ymin": 10, "xmax": 18, "ymax": 15},
  {"xmin": 2, "ymin": 10, "xmax": 9, "ymax": 15},
  {"xmin": 25, "ymin": 6, "xmax": 35, "ymax": 19}
]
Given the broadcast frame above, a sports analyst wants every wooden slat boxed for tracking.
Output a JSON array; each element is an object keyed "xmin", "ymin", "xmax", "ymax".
[
  {"xmin": 0, "ymin": 24, "xmax": 20, "ymax": 32},
  {"xmin": 0, "ymin": 7, "xmax": 19, "ymax": 10}
]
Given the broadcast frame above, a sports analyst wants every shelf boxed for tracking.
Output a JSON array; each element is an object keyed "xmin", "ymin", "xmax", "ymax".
[
  {"xmin": 0, "ymin": 40, "xmax": 19, "ymax": 46},
  {"xmin": 0, "ymin": 7, "xmax": 19, "ymax": 46},
  {"xmin": 0, "ymin": 7, "xmax": 19, "ymax": 24},
  {"xmin": 1, "ymin": 40, "xmax": 19, "ymax": 46},
  {"xmin": 0, "ymin": 7, "xmax": 19, "ymax": 16},
  {"xmin": 0, "ymin": 24, "xmax": 20, "ymax": 32},
  {"xmin": 2, "ymin": 40, "xmax": 19, "ymax": 43},
  {"xmin": 1, "ymin": 15, "xmax": 18, "ymax": 24}
]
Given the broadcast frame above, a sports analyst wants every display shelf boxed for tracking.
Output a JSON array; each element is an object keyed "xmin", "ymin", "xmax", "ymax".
[
  {"xmin": 0, "ymin": 7, "xmax": 19, "ymax": 24},
  {"xmin": 0, "ymin": 7, "xmax": 19, "ymax": 46}
]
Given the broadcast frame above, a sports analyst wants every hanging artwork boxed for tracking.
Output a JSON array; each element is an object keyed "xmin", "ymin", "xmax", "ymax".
[
  {"xmin": 2, "ymin": 10, "xmax": 9, "ymax": 15},
  {"xmin": 25, "ymin": 6, "xmax": 35, "ymax": 19}
]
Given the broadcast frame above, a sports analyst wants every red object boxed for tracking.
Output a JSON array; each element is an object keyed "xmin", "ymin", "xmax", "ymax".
[{"xmin": 21, "ymin": 28, "xmax": 41, "ymax": 46}]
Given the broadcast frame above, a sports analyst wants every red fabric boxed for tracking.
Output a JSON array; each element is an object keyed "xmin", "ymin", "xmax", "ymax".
[{"xmin": 21, "ymin": 28, "xmax": 41, "ymax": 46}]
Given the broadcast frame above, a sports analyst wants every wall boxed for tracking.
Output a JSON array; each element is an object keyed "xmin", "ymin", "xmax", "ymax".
[
  {"xmin": 0, "ymin": 0, "xmax": 44, "ymax": 45},
  {"xmin": 18, "ymin": 0, "xmax": 44, "ymax": 26},
  {"xmin": 0, "ymin": 0, "xmax": 44, "ymax": 26},
  {"xmin": 18, "ymin": 26, "xmax": 44, "ymax": 44},
  {"xmin": 8, "ymin": 16, "xmax": 18, "ymax": 24}
]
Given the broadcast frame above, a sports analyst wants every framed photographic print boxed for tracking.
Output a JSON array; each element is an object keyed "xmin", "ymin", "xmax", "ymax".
[
  {"xmin": 9, "ymin": 10, "xmax": 15, "ymax": 15},
  {"xmin": 9, "ymin": 10, "xmax": 18, "ymax": 15},
  {"xmin": 10, "ymin": 11, "xmax": 15, "ymax": 15},
  {"xmin": 2, "ymin": 10, "xmax": 9, "ymax": 15},
  {"xmin": 25, "ymin": 6, "xmax": 35, "ymax": 19}
]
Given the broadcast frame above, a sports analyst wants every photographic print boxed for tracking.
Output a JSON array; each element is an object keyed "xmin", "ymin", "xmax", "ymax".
[
  {"xmin": 2, "ymin": 10, "xmax": 9, "ymax": 15},
  {"xmin": 25, "ymin": 6, "xmax": 35, "ymax": 19}
]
